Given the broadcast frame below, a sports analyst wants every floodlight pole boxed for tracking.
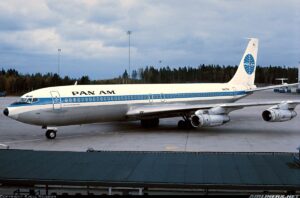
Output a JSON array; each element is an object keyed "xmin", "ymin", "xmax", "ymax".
[
  {"xmin": 57, "ymin": 48, "xmax": 61, "ymax": 76},
  {"xmin": 127, "ymin": 30, "xmax": 131, "ymax": 79}
]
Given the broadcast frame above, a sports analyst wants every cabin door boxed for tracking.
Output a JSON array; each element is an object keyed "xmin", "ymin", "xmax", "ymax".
[
  {"xmin": 148, "ymin": 94, "xmax": 154, "ymax": 103},
  {"xmin": 160, "ymin": 93, "xmax": 166, "ymax": 103},
  {"xmin": 50, "ymin": 91, "xmax": 62, "ymax": 110}
]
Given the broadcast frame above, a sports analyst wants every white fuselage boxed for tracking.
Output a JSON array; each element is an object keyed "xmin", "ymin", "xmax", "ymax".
[
  {"xmin": 6, "ymin": 83, "xmax": 252, "ymax": 127},
  {"xmin": 4, "ymin": 38, "xmax": 260, "ymax": 128}
]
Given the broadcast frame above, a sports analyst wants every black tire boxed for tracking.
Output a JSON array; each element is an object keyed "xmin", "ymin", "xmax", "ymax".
[
  {"xmin": 152, "ymin": 118, "xmax": 159, "ymax": 127},
  {"xmin": 177, "ymin": 120, "xmax": 186, "ymax": 129},
  {"xmin": 185, "ymin": 120, "xmax": 194, "ymax": 129},
  {"xmin": 178, "ymin": 120, "xmax": 194, "ymax": 129},
  {"xmin": 141, "ymin": 118, "xmax": 159, "ymax": 128},
  {"xmin": 46, "ymin": 130, "xmax": 56, "ymax": 139}
]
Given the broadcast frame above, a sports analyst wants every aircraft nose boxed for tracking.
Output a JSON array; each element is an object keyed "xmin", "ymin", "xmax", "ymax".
[{"xmin": 3, "ymin": 108, "xmax": 9, "ymax": 116}]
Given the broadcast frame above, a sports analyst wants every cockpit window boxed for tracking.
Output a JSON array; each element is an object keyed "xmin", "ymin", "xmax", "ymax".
[
  {"xmin": 20, "ymin": 98, "xmax": 28, "ymax": 103},
  {"xmin": 27, "ymin": 98, "xmax": 32, "ymax": 103},
  {"xmin": 12, "ymin": 97, "xmax": 38, "ymax": 105}
]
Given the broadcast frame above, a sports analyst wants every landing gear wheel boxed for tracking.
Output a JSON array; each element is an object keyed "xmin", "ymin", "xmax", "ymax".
[
  {"xmin": 177, "ymin": 120, "xmax": 193, "ymax": 129},
  {"xmin": 141, "ymin": 118, "xmax": 159, "ymax": 128},
  {"xmin": 46, "ymin": 130, "xmax": 56, "ymax": 139},
  {"xmin": 177, "ymin": 120, "xmax": 186, "ymax": 129}
]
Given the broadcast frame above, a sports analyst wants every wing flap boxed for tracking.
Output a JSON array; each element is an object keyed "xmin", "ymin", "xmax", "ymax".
[{"xmin": 126, "ymin": 103, "xmax": 211, "ymax": 118}]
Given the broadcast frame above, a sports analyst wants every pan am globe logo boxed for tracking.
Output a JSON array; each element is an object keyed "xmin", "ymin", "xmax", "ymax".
[{"xmin": 244, "ymin": 54, "xmax": 255, "ymax": 75}]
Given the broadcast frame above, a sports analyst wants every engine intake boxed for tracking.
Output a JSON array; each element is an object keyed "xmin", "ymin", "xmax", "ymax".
[
  {"xmin": 191, "ymin": 114, "xmax": 230, "ymax": 127},
  {"xmin": 262, "ymin": 109, "xmax": 297, "ymax": 122}
]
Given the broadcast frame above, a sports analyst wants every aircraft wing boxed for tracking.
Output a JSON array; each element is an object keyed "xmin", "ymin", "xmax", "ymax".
[
  {"xmin": 126, "ymin": 100, "xmax": 300, "ymax": 119},
  {"xmin": 126, "ymin": 103, "xmax": 213, "ymax": 119},
  {"xmin": 246, "ymin": 82, "xmax": 299, "ymax": 92}
]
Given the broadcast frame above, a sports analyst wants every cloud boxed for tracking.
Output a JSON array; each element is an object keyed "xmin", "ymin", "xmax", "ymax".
[
  {"xmin": 0, "ymin": 0, "xmax": 299, "ymax": 79},
  {"xmin": 0, "ymin": 0, "xmax": 57, "ymax": 31}
]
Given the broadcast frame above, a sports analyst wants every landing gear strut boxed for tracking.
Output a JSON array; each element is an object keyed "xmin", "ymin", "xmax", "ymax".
[
  {"xmin": 178, "ymin": 115, "xmax": 193, "ymax": 129},
  {"xmin": 45, "ymin": 128, "xmax": 57, "ymax": 139}
]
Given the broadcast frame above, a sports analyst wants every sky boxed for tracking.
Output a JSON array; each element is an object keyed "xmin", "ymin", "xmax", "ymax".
[{"xmin": 0, "ymin": 0, "xmax": 299, "ymax": 79}]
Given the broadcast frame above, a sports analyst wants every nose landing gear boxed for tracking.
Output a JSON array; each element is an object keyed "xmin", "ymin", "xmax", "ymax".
[{"xmin": 44, "ymin": 127, "xmax": 57, "ymax": 139}]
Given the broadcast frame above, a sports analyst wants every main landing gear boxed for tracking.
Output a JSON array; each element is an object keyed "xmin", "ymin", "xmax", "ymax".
[
  {"xmin": 177, "ymin": 115, "xmax": 193, "ymax": 129},
  {"xmin": 141, "ymin": 118, "xmax": 160, "ymax": 128},
  {"xmin": 43, "ymin": 127, "xmax": 57, "ymax": 139}
]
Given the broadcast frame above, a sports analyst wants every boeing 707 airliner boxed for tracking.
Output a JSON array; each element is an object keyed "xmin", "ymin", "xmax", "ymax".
[{"xmin": 3, "ymin": 38, "xmax": 300, "ymax": 139}]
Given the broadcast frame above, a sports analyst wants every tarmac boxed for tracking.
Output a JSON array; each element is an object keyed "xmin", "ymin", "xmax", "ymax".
[{"xmin": 0, "ymin": 90, "xmax": 299, "ymax": 152}]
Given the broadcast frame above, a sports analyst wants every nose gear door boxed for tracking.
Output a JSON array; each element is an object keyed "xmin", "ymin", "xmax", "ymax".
[{"xmin": 50, "ymin": 91, "xmax": 62, "ymax": 110}]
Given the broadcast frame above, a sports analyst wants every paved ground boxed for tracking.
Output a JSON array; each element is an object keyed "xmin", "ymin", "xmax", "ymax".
[{"xmin": 0, "ymin": 90, "xmax": 299, "ymax": 152}]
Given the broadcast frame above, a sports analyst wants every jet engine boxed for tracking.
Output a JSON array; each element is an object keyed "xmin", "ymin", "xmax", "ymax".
[
  {"xmin": 191, "ymin": 114, "xmax": 230, "ymax": 127},
  {"xmin": 262, "ymin": 109, "xmax": 297, "ymax": 122}
]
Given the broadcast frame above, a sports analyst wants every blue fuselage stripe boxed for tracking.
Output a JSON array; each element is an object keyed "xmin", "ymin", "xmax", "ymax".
[{"xmin": 10, "ymin": 91, "xmax": 247, "ymax": 107}]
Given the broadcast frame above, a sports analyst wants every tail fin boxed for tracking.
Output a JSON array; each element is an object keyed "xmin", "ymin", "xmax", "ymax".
[{"xmin": 229, "ymin": 38, "xmax": 258, "ymax": 86}]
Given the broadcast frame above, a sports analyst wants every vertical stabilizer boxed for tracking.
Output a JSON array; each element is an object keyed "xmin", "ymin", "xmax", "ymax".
[{"xmin": 229, "ymin": 38, "xmax": 258, "ymax": 86}]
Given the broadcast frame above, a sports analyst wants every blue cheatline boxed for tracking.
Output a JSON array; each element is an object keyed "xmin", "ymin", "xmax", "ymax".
[
  {"xmin": 9, "ymin": 91, "xmax": 247, "ymax": 107},
  {"xmin": 244, "ymin": 54, "xmax": 255, "ymax": 75}
]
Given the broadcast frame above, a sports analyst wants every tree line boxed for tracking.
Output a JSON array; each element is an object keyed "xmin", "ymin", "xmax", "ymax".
[
  {"xmin": 0, "ymin": 65, "xmax": 298, "ymax": 95},
  {"xmin": 129, "ymin": 65, "xmax": 298, "ymax": 84}
]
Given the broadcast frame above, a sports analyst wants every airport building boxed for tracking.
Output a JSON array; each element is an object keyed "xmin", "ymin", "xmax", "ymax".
[{"xmin": 0, "ymin": 149, "xmax": 300, "ymax": 196}]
